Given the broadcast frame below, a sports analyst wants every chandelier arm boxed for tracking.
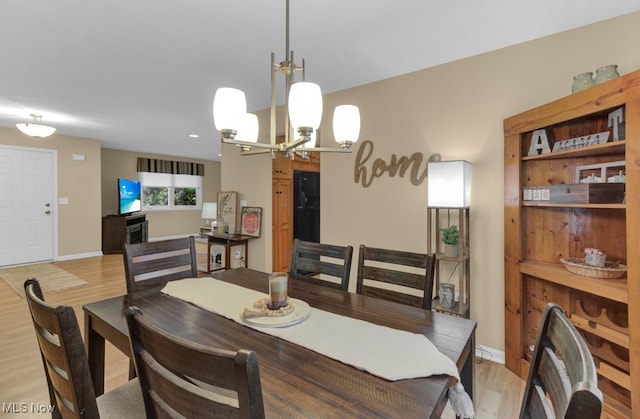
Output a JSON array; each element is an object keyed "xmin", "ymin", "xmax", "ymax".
[
  {"xmin": 222, "ymin": 138, "xmax": 279, "ymax": 150},
  {"xmin": 239, "ymin": 148, "xmax": 274, "ymax": 156},
  {"xmin": 282, "ymin": 137, "xmax": 310, "ymax": 151},
  {"xmin": 306, "ymin": 147, "xmax": 353, "ymax": 153}
]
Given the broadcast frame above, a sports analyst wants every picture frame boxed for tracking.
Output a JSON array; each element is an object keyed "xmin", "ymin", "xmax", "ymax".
[
  {"xmin": 575, "ymin": 161, "xmax": 625, "ymax": 184},
  {"xmin": 240, "ymin": 207, "xmax": 262, "ymax": 237},
  {"xmin": 217, "ymin": 191, "xmax": 238, "ymax": 233}
]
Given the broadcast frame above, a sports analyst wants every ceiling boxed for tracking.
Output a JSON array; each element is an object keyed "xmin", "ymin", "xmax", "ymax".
[{"xmin": 1, "ymin": 1, "xmax": 639, "ymax": 161}]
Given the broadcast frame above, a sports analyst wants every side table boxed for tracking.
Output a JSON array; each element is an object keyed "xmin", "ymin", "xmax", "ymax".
[{"xmin": 200, "ymin": 229, "xmax": 253, "ymax": 272}]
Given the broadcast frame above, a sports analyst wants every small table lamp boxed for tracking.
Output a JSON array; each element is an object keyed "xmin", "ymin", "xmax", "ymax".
[{"xmin": 201, "ymin": 202, "xmax": 217, "ymax": 230}]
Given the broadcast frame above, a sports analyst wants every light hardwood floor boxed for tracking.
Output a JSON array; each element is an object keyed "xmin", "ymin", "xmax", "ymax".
[{"xmin": 0, "ymin": 254, "xmax": 524, "ymax": 418}]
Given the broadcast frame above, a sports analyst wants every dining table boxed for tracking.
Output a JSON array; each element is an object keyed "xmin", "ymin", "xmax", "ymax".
[{"xmin": 83, "ymin": 267, "xmax": 476, "ymax": 418}]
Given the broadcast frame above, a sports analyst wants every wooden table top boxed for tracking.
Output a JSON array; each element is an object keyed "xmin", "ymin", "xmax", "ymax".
[{"xmin": 83, "ymin": 267, "xmax": 476, "ymax": 418}]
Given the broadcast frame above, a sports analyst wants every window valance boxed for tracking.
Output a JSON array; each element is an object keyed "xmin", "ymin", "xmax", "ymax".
[{"xmin": 137, "ymin": 158, "xmax": 204, "ymax": 176}]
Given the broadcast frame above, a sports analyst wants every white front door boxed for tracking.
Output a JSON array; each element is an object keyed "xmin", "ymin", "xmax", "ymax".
[{"xmin": 0, "ymin": 146, "xmax": 56, "ymax": 266}]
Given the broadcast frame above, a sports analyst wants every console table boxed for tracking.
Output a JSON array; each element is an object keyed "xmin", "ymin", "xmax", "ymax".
[{"xmin": 199, "ymin": 229, "xmax": 253, "ymax": 272}]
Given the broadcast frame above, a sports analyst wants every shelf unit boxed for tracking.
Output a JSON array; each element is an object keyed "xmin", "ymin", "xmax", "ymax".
[
  {"xmin": 504, "ymin": 70, "xmax": 640, "ymax": 417},
  {"xmin": 427, "ymin": 207, "xmax": 470, "ymax": 318}
]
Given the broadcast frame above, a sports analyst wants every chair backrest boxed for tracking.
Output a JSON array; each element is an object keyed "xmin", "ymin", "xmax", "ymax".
[
  {"xmin": 289, "ymin": 239, "xmax": 353, "ymax": 291},
  {"xmin": 24, "ymin": 278, "xmax": 100, "ymax": 419},
  {"xmin": 356, "ymin": 245, "xmax": 436, "ymax": 310},
  {"xmin": 125, "ymin": 306, "xmax": 265, "ymax": 419},
  {"xmin": 123, "ymin": 236, "xmax": 198, "ymax": 293},
  {"xmin": 519, "ymin": 303, "xmax": 603, "ymax": 419}
]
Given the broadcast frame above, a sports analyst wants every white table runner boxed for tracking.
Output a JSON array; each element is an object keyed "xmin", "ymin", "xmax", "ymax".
[{"xmin": 161, "ymin": 276, "xmax": 460, "ymax": 382}]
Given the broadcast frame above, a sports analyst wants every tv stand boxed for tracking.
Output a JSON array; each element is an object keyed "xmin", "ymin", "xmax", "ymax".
[{"xmin": 102, "ymin": 213, "xmax": 148, "ymax": 254}]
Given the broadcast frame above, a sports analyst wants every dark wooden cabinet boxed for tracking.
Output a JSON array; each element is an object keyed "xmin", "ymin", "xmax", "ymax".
[{"xmin": 102, "ymin": 213, "xmax": 148, "ymax": 254}]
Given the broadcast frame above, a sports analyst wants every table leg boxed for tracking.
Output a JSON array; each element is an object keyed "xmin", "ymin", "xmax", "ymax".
[
  {"xmin": 225, "ymin": 242, "xmax": 231, "ymax": 270},
  {"xmin": 207, "ymin": 238, "xmax": 212, "ymax": 273},
  {"xmin": 84, "ymin": 311, "xmax": 106, "ymax": 396},
  {"xmin": 460, "ymin": 331, "xmax": 476, "ymax": 404},
  {"xmin": 244, "ymin": 241, "xmax": 248, "ymax": 268}
]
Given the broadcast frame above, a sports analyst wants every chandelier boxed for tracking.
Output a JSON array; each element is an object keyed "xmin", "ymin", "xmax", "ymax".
[
  {"xmin": 212, "ymin": 0, "xmax": 360, "ymax": 157},
  {"xmin": 16, "ymin": 114, "xmax": 57, "ymax": 138}
]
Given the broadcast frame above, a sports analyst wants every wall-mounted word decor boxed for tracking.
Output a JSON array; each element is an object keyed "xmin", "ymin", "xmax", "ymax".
[{"xmin": 354, "ymin": 140, "xmax": 428, "ymax": 188}]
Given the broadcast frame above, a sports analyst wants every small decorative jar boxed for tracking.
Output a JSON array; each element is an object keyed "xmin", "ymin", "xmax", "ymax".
[
  {"xmin": 584, "ymin": 247, "xmax": 606, "ymax": 267},
  {"xmin": 594, "ymin": 65, "xmax": 620, "ymax": 85},
  {"xmin": 572, "ymin": 72, "xmax": 594, "ymax": 93},
  {"xmin": 439, "ymin": 283, "xmax": 455, "ymax": 309}
]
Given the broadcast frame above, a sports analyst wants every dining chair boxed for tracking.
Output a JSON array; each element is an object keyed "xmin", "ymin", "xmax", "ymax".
[
  {"xmin": 125, "ymin": 306, "xmax": 265, "ymax": 419},
  {"xmin": 289, "ymin": 238, "xmax": 354, "ymax": 291},
  {"xmin": 519, "ymin": 303, "xmax": 602, "ymax": 419},
  {"xmin": 123, "ymin": 236, "xmax": 198, "ymax": 293},
  {"xmin": 24, "ymin": 278, "xmax": 144, "ymax": 419},
  {"xmin": 356, "ymin": 245, "xmax": 436, "ymax": 309}
]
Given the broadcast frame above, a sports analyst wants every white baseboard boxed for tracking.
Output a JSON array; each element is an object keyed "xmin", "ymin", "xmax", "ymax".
[
  {"xmin": 56, "ymin": 251, "xmax": 103, "ymax": 261},
  {"xmin": 476, "ymin": 344, "xmax": 505, "ymax": 364}
]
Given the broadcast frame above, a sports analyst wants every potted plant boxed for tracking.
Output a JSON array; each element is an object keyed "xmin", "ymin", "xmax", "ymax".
[{"xmin": 440, "ymin": 225, "xmax": 459, "ymax": 257}]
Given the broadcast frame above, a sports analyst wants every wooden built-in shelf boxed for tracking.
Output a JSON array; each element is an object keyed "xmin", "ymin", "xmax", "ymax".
[
  {"xmin": 519, "ymin": 261, "xmax": 628, "ymax": 304},
  {"xmin": 521, "ymin": 140, "xmax": 625, "ymax": 161},
  {"xmin": 522, "ymin": 202, "xmax": 625, "ymax": 209}
]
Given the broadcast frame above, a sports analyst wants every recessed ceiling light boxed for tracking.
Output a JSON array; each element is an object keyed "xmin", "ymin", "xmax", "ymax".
[{"xmin": 189, "ymin": 134, "xmax": 199, "ymax": 138}]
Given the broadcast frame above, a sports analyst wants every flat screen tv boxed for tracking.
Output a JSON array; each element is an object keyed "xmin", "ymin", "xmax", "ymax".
[{"xmin": 118, "ymin": 178, "xmax": 142, "ymax": 215}]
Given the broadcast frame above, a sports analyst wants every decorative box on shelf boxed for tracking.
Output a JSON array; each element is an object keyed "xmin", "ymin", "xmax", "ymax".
[
  {"xmin": 549, "ymin": 183, "xmax": 625, "ymax": 204},
  {"xmin": 523, "ymin": 186, "xmax": 550, "ymax": 201}
]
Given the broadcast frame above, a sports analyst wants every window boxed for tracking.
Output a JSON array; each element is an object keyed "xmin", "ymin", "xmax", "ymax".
[{"xmin": 139, "ymin": 172, "xmax": 202, "ymax": 211}]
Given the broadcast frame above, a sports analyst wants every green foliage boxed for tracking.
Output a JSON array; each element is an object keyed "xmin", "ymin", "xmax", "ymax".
[{"xmin": 440, "ymin": 225, "xmax": 459, "ymax": 245}]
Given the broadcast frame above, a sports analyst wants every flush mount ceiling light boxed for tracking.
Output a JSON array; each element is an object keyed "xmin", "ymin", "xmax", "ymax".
[
  {"xmin": 16, "ymin": 114, "xmax": 57, "ymax": 138},
  {"xmin": 213, "ymin": 0, "xmax": 360, "ymax": 157}
]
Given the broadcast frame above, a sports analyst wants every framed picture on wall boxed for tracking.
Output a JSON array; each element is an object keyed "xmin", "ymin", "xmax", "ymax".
[
  {"xmin": 240, "ymin": 207, "xmax": 262, "ymax": 237},
  {"xmin": 217, "ymin": 191, "xmax": 238, "ymax": 233}
]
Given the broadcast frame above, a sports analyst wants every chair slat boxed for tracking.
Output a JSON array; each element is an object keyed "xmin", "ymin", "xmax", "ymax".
[
  {"xmin": 356, "ymin": 245, "xmax": 435, "ymax": 310},
  {"xmin": 124, "ymin": 237, "xmax": 198, "ymax": 293},
  {"xmin": 519, "ymin": 303, "xmax": 603, "ymax": 419},
  {"xmin": 290, "ymin": 239, "xmax": 353, "ymax": 291},
  {"xmin": 126, "ymin": 306, "xmax": 265, "ymax": 419}
]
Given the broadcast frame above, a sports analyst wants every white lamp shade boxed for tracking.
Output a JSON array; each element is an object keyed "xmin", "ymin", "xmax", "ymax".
[
  {"xmin": 288, "ymin": 82, "xmax": 322, "ymax": 130},
  {"xmin": 427, "ymin": 160, "xmax": 471, "ymax": 208},
  {"xmin": 201, "ymin": 202, "xmax": 217, "ymax": 219},
  {"xmin": 213, "ymin": 87, "xmax": 247, "ymax": 131},
  {"xmin": 333, "ymin": 105, "xmax": 360, "ymax": 144},
  {"xmin": 235, "ymin": 113, "xmax": 259, "ymax": 143},
  {"xmin": 16, "ymin": 122, "xmax": 57, "ymax": 138}
]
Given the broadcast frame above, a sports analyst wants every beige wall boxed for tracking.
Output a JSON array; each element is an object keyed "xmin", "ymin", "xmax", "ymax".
[
  {"xmin": 222, "ymin": 11, "xmax": 640, "ymax": 351},
  {"xmin": 0, "ymin": 128, "xmax": 102, "ymax": 257},
  {"xmin": 0, "ymin": 132, "xmax": 221, "ymax": 259},
  {"xmin": 101, "ymin": 148, "xmax": 221, "ymax": 238}
]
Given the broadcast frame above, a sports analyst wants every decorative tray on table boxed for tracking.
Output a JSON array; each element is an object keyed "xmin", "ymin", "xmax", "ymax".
[
  {"xmin": 241, "ymin": 298, "xmax": 311, "ymax": 328},
  {"xmin": 560, "ymin": 257, "xmax": 627, "ymax": 279}
]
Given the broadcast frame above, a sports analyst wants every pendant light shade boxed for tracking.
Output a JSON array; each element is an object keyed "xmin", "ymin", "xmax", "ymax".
[
  {"xmin": 288, "ymin": 82, "xmax": 323, "ymax": 130},
  {"xmin": 235, "ymin": 113, "xmax": 259, "ymax": 143},
  {"xmin": 333, "ymin": 105, "xmax": 360, "ymax": 144},
  {"xmin": 16, "ymin": 114, "xmax": 56, "ymax": 138},
  {"xmin": 213, "ymin": 88, "xmax": 247, "ymax": 132}
]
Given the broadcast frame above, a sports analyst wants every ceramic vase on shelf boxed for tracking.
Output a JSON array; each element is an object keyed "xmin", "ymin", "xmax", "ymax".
[
  {"xmin": 584, "ymin": 247, "xmax": 606, "ymax": 267},
  {"xmin": 594, "ymin": 65, "xmax": 620, "ymax": 85},
  {"xmin": 572, "ymin": 72, "xmax": 594, "ymax": 93},
  {"xmin": 439, "ymin": 283, "xmax": 455, "ymax": 309},
  {"xmin": 444, "ymin": 244, "xmax": 459, "ymax": 258}
]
